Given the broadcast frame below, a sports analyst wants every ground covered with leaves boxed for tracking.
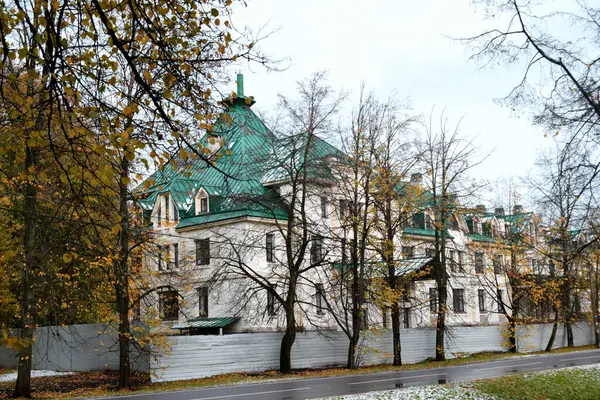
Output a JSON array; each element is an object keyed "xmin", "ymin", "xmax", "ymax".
[{"xmin": 0, "ymin": 371, "xmax": 150, "ymax": 399}]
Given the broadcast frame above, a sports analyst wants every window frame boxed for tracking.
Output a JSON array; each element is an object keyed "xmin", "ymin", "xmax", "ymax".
[
  {"xmin": 311, "ymin": 235, "xmax": 324, "ymax": 264},
  {"xmin": 320, "ymin": 196, "xmax": 328, "ymax": 218},
  {"xmin": 198, "ymin": 286, "xmax": 209, "ymax": 317},
  {"xmin": 475, "ymin": 252, "xmax": 485, "ymax": 274},
  {"xmin": 429, "ymin": 287, "xmax": 438, "ymax": 313},
  {"xmin": 196, "ymin": 239, "xmax": 210, "ymax": 266},
  {"xmin": 402, "ymin": 307, "xmax": 410, "ymax": 328},
  {"xmin": 266, "ymin": 233, "xmax": 274, "ymax": 263},
  {"xmin": 315, "ymin": 283, "xmax": 325, "ymax": 315},
  {"xmin": 478, "ymin": 289, "xmax": 486, "ymax": 313},
  {"xmin": 267, "ymin": 283, "xmax": 276, "ymax": 316},
  {"xmin": 493, "ymin": 254, "xmax": 503, "ymax": 274},
  {"xmin": 159, "ymin": 290, "xmax": 179, "ymax": 321},
  {"xmin": 453, "ymin": 288, "xmax": 465, "ymax": 313}
]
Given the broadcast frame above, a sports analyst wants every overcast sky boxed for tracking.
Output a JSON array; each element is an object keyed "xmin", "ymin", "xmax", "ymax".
[{"xmin": 228, "ymin": 0, "xmax": 562, "ymax": 201}]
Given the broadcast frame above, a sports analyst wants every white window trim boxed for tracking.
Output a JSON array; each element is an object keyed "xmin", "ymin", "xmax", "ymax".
[{"xmin": 195, "ymin": 187, "xmax": 210, "ymax": 215}]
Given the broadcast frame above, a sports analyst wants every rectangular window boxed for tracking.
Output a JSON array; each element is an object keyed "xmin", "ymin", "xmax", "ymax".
[
  {"xmin": 403, "ymin": 308, "xmax": 410, "ymax": 328},
  {"xmin": 425, "ymin": 214, "xmax": 433, "ymax": 229},
  {"xmin": 321, "ymin": 197, "xmax": 328, "ymax": 218},
  {"xmin": 457, "ymin": 251, "xmax": 463, "ymax": 272},
  {"xmin": 198, "ymin": 287, "xmax": 209, "ymax": 317},
  {"xmin": 412, "ymin": 212, "xmax": 425, "ymax": 229},
  {"xmin": 171, "ymin": 243, "xmax": 179, "ymax": 269},
  {"xmin": 402, "ymin": 246, "xmax": 414, "ymax": 258},
  {"xmin": 339, "ymin": 199, "xmax": 348, "ymax": 217},
  {"xmin": 453, "ymin": 289, "xmax": 465, "ymax": 313},
  {"xmin": 159, "ymin": 291, "xmax": 179, "ymax": 321},
  {"xmin": 493, "ymin": 255, "xmax": 502, "ymax": 274},
  {"xmin": 267, "ymin": 284, "xmax": 276, "ymax": 315},
  {"xmin": 164, "ymin": 196, "xmax": 170, "ymax": 221},
  {"xmin": 478, "ymin": 289, "xmax": 486, "ymax": 312},
  {"xmin": 315, "ymin": 283, "xmax": 325, "ymax": 315},
  {"xmin": 449, "ymin": 250, "xmax": 456, "ymax": 273},
  {"xmin": 266, "ymin": 233, "xmax": 274, "ymax": 263},
  {"xmin": 311, "ymin": 235, "xmax": 323, "ymax": 264},
  {"xmin": 429, "ymin": 288, "xmax": 437, "ymax": 313},
  {"xmin": 475, "ymin": 252, "xmax": 484, "ymax": 274},
  {"xmin": 200, "ymin": 197, "xmax": 208, "ymax": 213},
  {"xmin": 531, "ymin": 258, "xmax": 538, "ymax": 273},
  {"xmin": 196, "ymin": 239, "xmax": 210, "ymax": 266},
  {"xmin": 158, "ymin": 245, "xmax": 168, "ymax": 271}
]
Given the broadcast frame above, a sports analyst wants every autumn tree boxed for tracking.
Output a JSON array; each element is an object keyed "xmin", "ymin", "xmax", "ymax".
[
  {"xmin": 368, "ymin": 96, "xmax": 418, "ymax": 366},
  {"xmin": 0, "ymin": 0, "xmax": 273, "ymax": 395},
  {"xmin": 527, "ymin": 139, "xmax": 600, "ymax": 349}
]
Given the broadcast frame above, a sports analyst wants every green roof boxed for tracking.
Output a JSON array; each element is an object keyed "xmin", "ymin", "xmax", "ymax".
[
  {"xmin": 403, "ymin": 227, "xmax": 454, "ymax": 239},
  {"xmin": 468, "ymin": 233, "xmax": 500, "ymax": 243},
  {"xmin": 172, "ymin": 317, "xmax": 239, "ymax": 330},
  {"xmin": 396, "ymin": 257, "xmax": 433, "ymax": 276},
  {"xmin": 134, "ymin": 76, "xmax": 344, "ymax": 230},
  {"xmin": 177, "ymin": 208, "xmax": 287, "ymax": 230}
]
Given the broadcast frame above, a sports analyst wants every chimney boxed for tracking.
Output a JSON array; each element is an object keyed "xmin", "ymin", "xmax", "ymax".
[
  {"xmin": 476, "ymin": 204, "xmax": 486, "ymax": 213},
  {"xmin": 236, "ymin": 73, "xmax": 244, "ymax": 97},
  {"xmin": 513, "ymin": 205, "xmax": 523, "ymax": 215},
  {"xmin": 411, "ymin": 173, "xmax": 422, "ymax": 183},
  {"xmin": 495, "ymin": 207, "xmax": 505, "ymax": 216}
]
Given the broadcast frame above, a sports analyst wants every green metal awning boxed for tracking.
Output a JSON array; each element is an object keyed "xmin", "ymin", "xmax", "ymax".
[
  {"xmin": 172, "ymin": 317, "xmax": 239, "ymax": 330},
  {"xmin": 396, "ymin": 257, "xmax": 433, "ymax": 276}
]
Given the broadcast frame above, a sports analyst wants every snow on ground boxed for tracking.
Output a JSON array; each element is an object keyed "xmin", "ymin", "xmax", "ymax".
[
  {"xmin": 0, "ymin": 370, "xmax": 73, "ymax": 382},
  {"xmin": 313, "ymin": 385, "xmax": 495, "ymax": 400},
  {"xmin": 313, "ymin": 364, "xmax": 600, "ymax": 400}
]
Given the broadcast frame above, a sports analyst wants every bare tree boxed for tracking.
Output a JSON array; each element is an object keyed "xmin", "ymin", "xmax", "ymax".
[
  {"xmin": 464, "ymin": 0, "xmax": 600, "ymax": 143},
  {"xmin": 210, "ymin": 72, "xmax": 345, "ymax": 373},
  {"xmin": 418, "ymin": 110, "xmax": 488, "ymax": 361},
  {"xmin": 526, "ymin": 138, "xmax": 600, "ymax": 349}
]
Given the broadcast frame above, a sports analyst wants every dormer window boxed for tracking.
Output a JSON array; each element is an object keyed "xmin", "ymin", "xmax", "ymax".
[
  {"xmin": 195, "ymin": 188, "xmax": 210, "ymax": 215},
  {"xmin": 154, "ymin": 194, "xmax": 176, "ymax": 226}
]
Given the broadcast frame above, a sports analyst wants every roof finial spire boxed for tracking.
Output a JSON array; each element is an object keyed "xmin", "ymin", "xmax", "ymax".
[{"xmin": 236, "ymin": 73, "xmax": 244, "ymax": 97}]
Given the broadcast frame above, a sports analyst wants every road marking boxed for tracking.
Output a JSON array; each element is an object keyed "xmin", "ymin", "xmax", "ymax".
[
  {"xmin": 192, "ymin": 387, "xmax": 310, "ymax": 400},
  {"xmin": 349, "ymin": 372, "xmax": 447, "ymax": 386},
  {"xmin": 562, "ymin": 355, "xmax": 600, "ymax": 362},
  {"xmin": 478, "ymin": 362, "xmax": 542, "ymax": 371}
]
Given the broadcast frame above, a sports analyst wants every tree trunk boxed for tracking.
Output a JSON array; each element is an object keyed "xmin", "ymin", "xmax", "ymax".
[
  {"xmin": 391, "ymin": 303, "xmax": 402, "ymax": 365},
  {"xmin": 14, "ymin": 127, "xmax": 40, "ymax": 398},
  {"xmin": 592, "ymin": 262, "xmax": 600, "ymax": 348},
  {"xmin": 566, "ymin": 319, "xmax": 574, "ymax": 348},
  {"xmin": 279, "ymin": 306, "xmax": 296, "ymax": 373},
  {"xmin": 507, "ymin": 316, "xmax": 517, "ymax": 353},
  {"xmin": 435, "ymin": 284, "xmax": 447, "ymax": 361},
  {"xmin": 116, "ymin": 155, "xmax": 131, "ymax": 388},
  {"xmin": 348, "ymin": 289, "xmax": 361, "ymax": 369},
  {"xmin": 347, "ymin": 333, "xmax": 360, "ymax": 369},
  {"xmin": 545, "ymin": 310, "xmax": 559, "ymax": 352}
]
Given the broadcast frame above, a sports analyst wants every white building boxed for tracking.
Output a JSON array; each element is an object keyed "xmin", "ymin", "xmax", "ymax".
[{"xmin": 135, "ymin": 75, "xmax": 573, "ymax": 335}]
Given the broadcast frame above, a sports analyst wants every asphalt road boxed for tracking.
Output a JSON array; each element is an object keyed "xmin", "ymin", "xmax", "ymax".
[{"xmin": 93, "ymin": 349, "xmax": 600, "ymax": 400}]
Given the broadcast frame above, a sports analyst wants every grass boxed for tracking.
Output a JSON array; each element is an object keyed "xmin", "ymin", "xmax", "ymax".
[
  {"xmin": 473, "ymin": 366, "xmax": 600, "ymax": 400},
  {"xmin": 0, "ymin": 344, "xmax": 596, "ymax": 399}
]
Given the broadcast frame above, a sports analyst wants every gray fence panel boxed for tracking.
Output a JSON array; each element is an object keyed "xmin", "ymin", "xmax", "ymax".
[
  {"xmin": 151, "ymin": 326, "xmax": 510, "ymax": 382},
  {"xmin": 517, "ymin": 322, "xmax": 594, "ymax": 352},
  {"xmin": 0, "ymin": 324, "xmax": 149, "ymax": 372}
]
